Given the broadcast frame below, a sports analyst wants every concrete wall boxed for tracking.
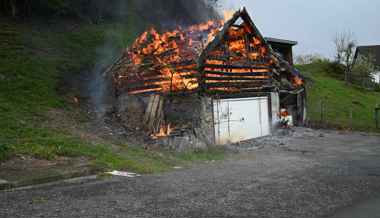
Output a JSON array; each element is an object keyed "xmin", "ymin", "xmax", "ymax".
[{"xmin": 271, "ymin": 92, "xmax": 280, "ymax": 126}]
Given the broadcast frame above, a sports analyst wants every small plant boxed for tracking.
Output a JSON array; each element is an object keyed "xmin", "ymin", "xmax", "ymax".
[{"xmin": 0, "ymin": 144, "xmax": 11, "ymax": 161}]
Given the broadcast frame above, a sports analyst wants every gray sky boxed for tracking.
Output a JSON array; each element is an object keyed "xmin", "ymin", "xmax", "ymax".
[{"xmin": 220, "ymin": 0, "xmax": 380, "ymax": 58}]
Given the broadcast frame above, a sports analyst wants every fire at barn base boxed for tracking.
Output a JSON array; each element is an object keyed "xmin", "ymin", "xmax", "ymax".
[{"xmin": 108, "ymin": 8, "xmax": 306, "ymax": 150}]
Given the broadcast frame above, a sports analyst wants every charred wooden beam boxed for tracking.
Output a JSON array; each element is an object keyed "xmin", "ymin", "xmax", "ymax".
[
  {"xmin": 144, "ymin": 95, "xmax": 165, "ymax": 134},
  {"xmin": 156, "ymin": 48, "xmax": 178, "ymax": 57},
  {"xmin": 127, "ymin": 84, "xmax": 164, "ymax": 92},
  {"xmin": 204, "ymin": 77, "xmax": 270, "ymax": 82},
  {"xmin": 128, "ymin": 89, "xmax": 163, "ymax": 95},
  {"xmin": 204, "ymin": 81, "xmax": 272, "ymax": 88},
  {"xmin": 204, "ymin": 56, "xmax": 229, "ymax": 61},
  {"xmin": 175, "ymin": 68, "xmax": 199, "ymax": 73},
  {"xmin": 181, "ymin": 74, "xmax": 201, "ymax": 79},
  {"xmin": 203, "ymin": 64, "xmax": 270, "ymax": 70},
  {"xmin": 127, "ymin": 77, "xmax": 172, "ymax": 84},
  {"xmin": 232, "ymin": 24, "xmax": 243, "ymax": 28},
  {"xmin": 205, "ymin": 86, "xmax": 276, "ymax": 94},
  {"xmin": 204, "ymin": 70, "xmax": 269, "ymax": 77},
  {"xmin": 239, "ymin": 8, "xmax": 270, "ymax": 49},
  {"xmin": 170, "ymin": 60, "xmax": 197, "ymax": 67},
  {"xmin": 198, "ymin": 9, "xmax": 242, "ymax": 66}
]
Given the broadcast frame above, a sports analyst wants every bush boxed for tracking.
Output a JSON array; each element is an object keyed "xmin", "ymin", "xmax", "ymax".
[
  {"xmin": 0, "ymin": 144, "xmax": 11, "ymax": 161},
  {"xmin": 374, "ymin": 85, "xmax": 380, "ymax": 92},
  {"xmin": 295, "ymin": 54, "xmax": 325, "ymax": 65},
  {"xmin": 300, "ymin": 59, "xmax": 345, "ymax": 81},
  {"xmin": 323, "ymin": 61, "xmax": 345, "ymax": 80}
]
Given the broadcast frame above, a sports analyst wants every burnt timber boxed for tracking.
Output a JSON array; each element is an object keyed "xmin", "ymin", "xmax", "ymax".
[{"xmin": 111, "ymin": 7, "xmax": 304, "ymax": 97}]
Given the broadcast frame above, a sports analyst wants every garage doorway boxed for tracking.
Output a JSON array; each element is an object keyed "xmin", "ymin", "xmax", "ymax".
[{"xmin": 213, "ymin": 97, "xmax": 270, "ymax": 145}]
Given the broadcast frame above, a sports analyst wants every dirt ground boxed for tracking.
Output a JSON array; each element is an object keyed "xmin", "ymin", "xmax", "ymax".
[{"xmin": 1, "ymin": 128, "xmax": 380, "ymax": 218}]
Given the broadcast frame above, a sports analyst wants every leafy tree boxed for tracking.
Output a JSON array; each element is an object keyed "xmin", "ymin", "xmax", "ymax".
[
  {"xmin": 333, "ymin": 31, "xmax": 356, "ymax": 84},
  {"xmin": 295, "ymin": 54, "xmax": 325, "ymax": 65},
  {"xmin": 352, "ymin": 54, "xmax": 378, "ymax": 88}
]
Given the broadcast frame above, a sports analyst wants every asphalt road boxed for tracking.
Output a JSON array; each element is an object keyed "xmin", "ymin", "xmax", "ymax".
[
  {"xmin": 1, "ymin": 129, "xmax": 380, "ymax": 218},
  {"xmin": 329, "ymin": 197, "xmax": 380, "ymax": 218}
]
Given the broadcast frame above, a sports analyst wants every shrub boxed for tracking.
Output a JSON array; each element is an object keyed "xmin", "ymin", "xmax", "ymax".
[
  {"xmin": 0, "ymin": 144, "xmax": 11, "ymax": 161},
  {"xmin": 323, "ymin": 61, "xmax": 345, "ymax": 80}
]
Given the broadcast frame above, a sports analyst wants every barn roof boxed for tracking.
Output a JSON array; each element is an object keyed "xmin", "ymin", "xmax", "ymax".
[
  {"xmin": 265, "ymin": 37, "xmax": 298, "ymax": 46},
  {"xmin": 199, "ymin": 7, "xmax": 270, "ymax": 63},
  {"xmin": 111, "ymin": 7, "xmax": 304, "ymax": 96},
  {"xmin": 354, "ymin": 45, "xmax": 380, "ymax": 67}
]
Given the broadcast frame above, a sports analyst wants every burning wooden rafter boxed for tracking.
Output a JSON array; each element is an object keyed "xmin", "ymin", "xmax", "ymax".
[
  {"xmin": 110, "ymin": 7, "xmax": 304, "ymax": 97},
  {"xmin": 197, "ymin": 8, "xmax": 276, "ymax": 93},
  {"xmin": 106, "ymin": 8, "xmax": 307, "ymax": 139}
]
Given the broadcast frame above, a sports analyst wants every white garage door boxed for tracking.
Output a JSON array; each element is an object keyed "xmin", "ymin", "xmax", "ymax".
[{"xmin": 213, "ymin": 97, "xmax": 270, "ymax": 145}]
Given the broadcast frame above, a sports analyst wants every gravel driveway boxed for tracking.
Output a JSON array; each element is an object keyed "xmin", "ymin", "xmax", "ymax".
[{"xmin": 1, "ymin": 129, "xmax": 380, "ymax": 218}]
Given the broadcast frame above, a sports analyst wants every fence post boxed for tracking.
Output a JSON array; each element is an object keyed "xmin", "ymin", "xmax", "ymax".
[
  {"xmin": 349, "ymin": 106, "xmax": 353, "ymax": 130},
  {"xmin": 376, "ymin": 107, "xmax": 380, "ymax": 129},
  {"xmin": 320, "ymin": 99, "xmax": 324, "ymax": 127}
]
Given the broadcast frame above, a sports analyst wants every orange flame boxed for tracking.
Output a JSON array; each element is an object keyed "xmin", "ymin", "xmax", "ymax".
[
  {"xmin": 292, "ymin": 76, "xmax": 304, "ymax": 87},
  {"xmin": 115, "ymin": 9, "xmax": 303, "ymax": 95},
  {"xmin": 151, "ymin": 124, "xmax": 173, "ymax": 139},
  {"xmin": 125, "ymin": 19, "xmax": 224, "ymax": 94},
  {"xmin": 223, "ymin": 10, "xmax": 235, "ymax": 22}
]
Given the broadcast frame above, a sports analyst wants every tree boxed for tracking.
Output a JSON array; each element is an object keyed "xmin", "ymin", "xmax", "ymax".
[
  {"xmin": 352, "ymin": 54, "xmax": 378, "ymax": 88},
  {"xmin": 10, "ymin": 0, "xmax": 16, "ymax": 17},
  {"xmin": 295, "ymin": 54, "xmax": 325, "ymax": 65},
  {"xmin": 1, "ymin": 0, "xmax": 32, "ymax": 17},
  {"xmin": 333, "ymin": 31, "xmax": 356, "ymax": 84}
]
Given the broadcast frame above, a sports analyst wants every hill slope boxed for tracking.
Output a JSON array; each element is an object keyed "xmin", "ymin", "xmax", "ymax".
[
  {"xmin": 0, "ymin": 17, "xmax": 138, "ymax": 163},
  {"xmin": 298, "ymin": 62, "xmax": 380, "ymax": 132}
]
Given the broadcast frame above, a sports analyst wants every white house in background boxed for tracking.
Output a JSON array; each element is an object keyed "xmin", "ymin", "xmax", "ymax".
[
  {"xmin": 373, "ymin": 71, "xmax": 380, "ymax": 83},
  {"xmin": 354, "ymin": 45, "xmax": 380, "ymax": 84}
]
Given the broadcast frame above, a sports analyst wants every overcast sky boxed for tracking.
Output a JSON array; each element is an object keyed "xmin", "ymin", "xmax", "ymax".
[{"xmin": 220, "ymin": 0, "xmax": 380, "ymax": 58}]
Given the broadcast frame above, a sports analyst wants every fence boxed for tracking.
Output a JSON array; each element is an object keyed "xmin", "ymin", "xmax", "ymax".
[
  {"xmin": 306, "ymin": 97, "xmax": 380, "ymax": 131},
  {"xmin": 376, "ymin": 107, "xmax": 380, "ymax": 129},
  {"xmin": 347, "ymin": 73, "xmax": 380, "ymax": 91}
]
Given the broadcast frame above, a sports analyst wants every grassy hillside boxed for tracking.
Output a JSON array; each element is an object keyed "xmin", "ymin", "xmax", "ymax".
[
  {"xmin": 298, "ymin": 62, "xmax": 380, "ymax": 132},
  {"xmin": 0, "ymin": 18, "xmax": 226, "ymax": 171},
  {"xmin": 0, "ymin": 18, "xmax": 133, "ymax": 162}
]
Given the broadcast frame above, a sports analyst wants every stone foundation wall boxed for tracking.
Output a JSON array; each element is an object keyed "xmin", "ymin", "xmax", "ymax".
[
  {"xmin": 116, "ymin": 94, "xmax": 148, "ymax": 132},
  {"xmin": 116, "ymin": 93, "xmax": 215, "ymax": 151},
  {"xmin": 198, "ymin": 96, "xmax": 215, "ymax": 145},
  {"xmin": 163, "ymin": 95, "xmax": 215, "ymax": 150}
]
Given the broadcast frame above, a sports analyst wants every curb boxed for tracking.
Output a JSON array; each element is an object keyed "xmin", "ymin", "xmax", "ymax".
[
  {"xmin": 0, "ymin": 179, "xmax": 12, "ymax": 190},
  {"xmin": 5, "ymin": 175, "xmax": 99, "ymax": 192},
  {"xmin": 0, "ymin": 169, "xmax": 100, "ymax": 192}
]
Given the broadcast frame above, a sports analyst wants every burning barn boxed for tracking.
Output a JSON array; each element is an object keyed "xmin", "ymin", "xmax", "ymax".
[{"xmin": 110, "ymin": 8, "xmax": 306, "ymax": 149}]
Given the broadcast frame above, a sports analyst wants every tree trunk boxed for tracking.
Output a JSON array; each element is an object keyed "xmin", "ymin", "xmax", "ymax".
[
  {"xmin": 362, "ymin": 73, "xmax": 366, "ymax": 88},
  {"xmin": 10, "ymin": 0, "xmax": 17, "ymax": 17},
  {"xmin": 345, "ymin": 70, "xmax": 348, "ymax": 84},
  {"xmin": 23, "ymin": 0, "xmax": 31, "ymax": 17}
]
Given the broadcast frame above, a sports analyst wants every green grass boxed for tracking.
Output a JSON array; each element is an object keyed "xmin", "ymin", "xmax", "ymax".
[
  {"xmin": 106, "ymin": 146, "xmax": 227, "ymax": 173},
  {"xmin": 297, "ymin": 62, "xmax": 380, "ymax": 131},
  {"xmin": 0, "ymin": 19, "xmax": 138, "ymax": 162},
  {"xmin": 6, "ymin": 132, "xmax": 227, "ymax": 173},
  {"xmin": 0, "ymin": 18, "xmax": 227, "ymax": 172}
]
